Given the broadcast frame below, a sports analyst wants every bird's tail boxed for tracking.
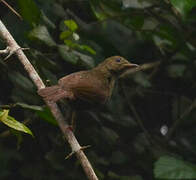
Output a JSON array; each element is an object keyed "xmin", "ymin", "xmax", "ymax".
[{"xmin": 38, "ymin": 85, "xmax": 68, "ymax": 102}]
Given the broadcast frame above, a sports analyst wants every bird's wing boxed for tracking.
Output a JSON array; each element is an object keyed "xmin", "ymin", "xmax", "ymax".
[
  {"xmin": 72, "ymin": 86, "xmax": 107, "ymax": 104},
  {"xmin": 58, "ymin": 71, "xmax": 109, "ymax": 103}
]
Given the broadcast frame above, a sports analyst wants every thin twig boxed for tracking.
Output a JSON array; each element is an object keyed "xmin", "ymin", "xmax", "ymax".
[
  {"xmin": 120, "ymin": 61, "xmax": 161, "ymax": 78},
  {"xmin": 1, "ymin": 0, "xmax": 22, "ymax": 20},
  {"xmin": 0, "ymin": 104, "xmax": 16, "ymax": 109},
  {"xmin": 166, "ymin": 99, "xmax": 196, "ymax": 140},
  {"xmin": 3, "ymin": 47, "xmax": 29, "ymax": 60},
  {"xmin": 119, "ymin": 82, "xmax": 153, "ymax": 145},
  {"xmin": 0, "ymin": 46, "xmax": 10, "ymax": 54},
  {"xmin": 0, "ymin": 19, "xmax": 98, "ymax": 180}
]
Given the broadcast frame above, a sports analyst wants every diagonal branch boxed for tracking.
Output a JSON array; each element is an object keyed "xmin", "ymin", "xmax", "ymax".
[
  {"xmin": 0, "ymin": 19, "xmax": 98, "ymax": 180},
  {"xmin": 1, "ymin": 0, "xmax": 22, "ymax": 20}
]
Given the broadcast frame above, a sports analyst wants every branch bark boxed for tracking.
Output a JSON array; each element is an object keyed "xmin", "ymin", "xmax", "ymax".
[{"xmin": 0, "ymin": 20, "xmax": 98, "ymax": 180}]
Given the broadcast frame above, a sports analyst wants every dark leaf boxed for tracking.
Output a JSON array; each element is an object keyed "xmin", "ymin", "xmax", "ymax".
[
  {"xmin": 17, "ymin": 0, "xmax": 41, "ymax": 26},
  {"xmin": 154, "ymin": 156, "xmax": 196, "ymax": 179}
]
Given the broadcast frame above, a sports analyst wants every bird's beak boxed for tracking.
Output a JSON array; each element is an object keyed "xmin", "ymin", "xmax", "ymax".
[
  {"xmin": 119, "ymin": 63, "xmax": 139, "ymax": 78},
  {"xmin": 124, "ymin": 63, "xmax": 139, "ymax": 68},
  {"xmin": 131, "ymin": 63, "xmax": 139, "ymax": 67}
]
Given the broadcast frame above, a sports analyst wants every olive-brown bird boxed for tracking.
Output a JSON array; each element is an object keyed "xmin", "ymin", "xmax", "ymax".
[{"xmin": 38, "ymin": 56, "xmax": 138, "ymax": 107}]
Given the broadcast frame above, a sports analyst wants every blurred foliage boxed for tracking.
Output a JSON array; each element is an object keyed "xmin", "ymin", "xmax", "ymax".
[
  {"xmin": 60, "ymin": 19, "xmax": 96, "ymax": 54},
  {"xmin": 154, "ymin": 156, "xmax": 196, "ymax": 179},
  {"xmin": 1, "ymin": 0, "xmax": 196, "ymax": 179}
]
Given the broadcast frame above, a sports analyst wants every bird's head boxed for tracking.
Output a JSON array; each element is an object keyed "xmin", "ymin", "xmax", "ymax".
[{"xmin": 97, "ymin": 56, "xmax": 139, "ymax": 76}]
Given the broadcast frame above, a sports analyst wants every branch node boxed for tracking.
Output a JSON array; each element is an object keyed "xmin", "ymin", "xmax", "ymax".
[
  {"xmin": 3, "ymin": 47, "xmax": 30, "ymax": 61},
  {"xmin": 0, "ymin": 46, "xmax": 10, "ymax": 54},
  {"xmin": 65, "ymin": 145, "xmax": 91, "ymax": 160}
]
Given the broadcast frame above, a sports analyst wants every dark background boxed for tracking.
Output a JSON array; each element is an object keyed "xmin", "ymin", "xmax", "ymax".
[{"xmin": 1, "ymin": 0, "xmax": 196, "ymax": 179}]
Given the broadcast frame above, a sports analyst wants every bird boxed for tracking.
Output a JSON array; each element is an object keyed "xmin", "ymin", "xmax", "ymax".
[{"xmin": 38, "ymin": 56, "xmax": 139, "ymax": 108}]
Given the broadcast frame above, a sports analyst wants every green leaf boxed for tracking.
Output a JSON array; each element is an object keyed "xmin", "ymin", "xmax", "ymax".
[
  {"xmin": 167, "ymin": 64, "xmax": 186, "ymax": 78},
  {"xmin": 90, "ymin": 1, "xmax": 108, "ymax": 21},
  {"xmin": 0, "ymin": 110, "xmax": 33, "ymax": 136},
  {"xmin": 124, "ymin": 16, "xmax": 144, "ymax": 30},
  {"xmin": 64, "ymin": 39, "xmax": 96, "ymax": 55},
  {"xmin": 17, "ymin": 0, "xmax": 41, "ymax": 26},
  {"xmin": 58, "ymin": 45, "xmax": 95, "ymax": 68},
  {"xmin": 153, "ymin": 25, "xmax": 179, "ymax": 51},
  {"xmin": 154, "ymin": 156, "xmax": 196, "ymax": 179},
  {"xmin": 122, "ymin": 0, "xmax": 152, "ymax": 9},
  {"xmin": 58, "ymin": 45, "xmax": 79, "ymax": 65},
  {"xmin": 60, "ymin": 31, "xmax": 72, "ymax": 40},
  {"xmin": 36, "ymin": 107, "xmax": 57, "ymax": 126},
  {"xmin": 170, "ymin": 0, "xmax": 196, "ymax": 17},
  {"xmin": 15, "ymin": 103, "xmax": 43, "ymax": 111},
  {"xmin": 28, "ymin": 25, "xmax": 56, "ymax": 47},
  {"xmin": 78, "ymin": 45, "xmax": 96, "ymax": 55},
  {"xmin": 64, "ymin": 20, "xmax": 78, "ymax": 31},
  {"xmin": 64, "ymin": 40, "xmax": 77, "ymax": 48}
]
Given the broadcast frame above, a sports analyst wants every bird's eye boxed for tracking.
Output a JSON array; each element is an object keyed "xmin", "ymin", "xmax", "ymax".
[{"xmin": 116, "ymin": 58, "xmax": 121, "ymax": 62}]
